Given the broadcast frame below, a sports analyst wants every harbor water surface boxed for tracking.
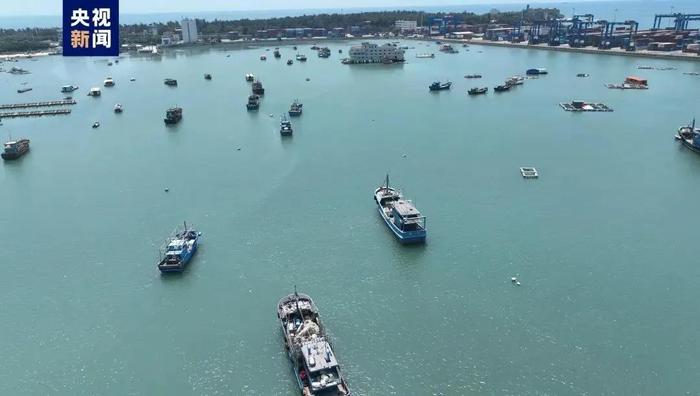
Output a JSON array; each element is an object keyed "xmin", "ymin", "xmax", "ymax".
[{"xmin": 1, "ymin": 42, "xmax": 700, "ymax": 395}]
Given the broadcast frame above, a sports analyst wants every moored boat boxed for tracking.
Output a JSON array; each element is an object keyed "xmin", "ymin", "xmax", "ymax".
[
  {"xmin": 164, "ymin": 78, "xmax": 178, "ymax": 86},
  {"xmin": 157, "ymin": 223, "xmax": 201, "ymax": 273},
  {"xmin": 374, "ymin": 174, "xmax": 426, "ymax": 244},
  {"xmin": 277, "ymin": 291, "xmax": 351, "ymax": 396},
  {"xmin": 252, "ymin": 80, "xmax": 265, "ymax": 95},
  {"xmin": 245, "ymin": 73, "xmax": 255, "ymax": 82},
  {"xmin": 287, "ymin": 59, "xmax": 294, "ymax": 65},
  {"xmin": 676, "ymin": 118, "xmax": 700, "ymax": 153},
  {"xmin": 164, "ymin": 107, "xmax": 182, "ymax": 124},
  {"xmin": 274, "ymin": 49, "xmax": 281, "ymax": 58},
  {"xmin": 296, "ymin": 54, "xmax": 308, "ymax": 62},
  {"xmin": 280, "ymin": 115, "xmax": 293, "ymax": 136},
  {"xmin": 416, "ymin": 53, "xmax": 435, "ymax": 58},
  {"xmin": 61, "ymin": 85, "xmax": 79, "ymax": 93},
  {"xmin": 494, "ymin": 83, "xmax": 512, "ymax": 92},
  {"xmin": 1, "ymin": 138, "xmax": 30, "ymax": 160},
  {"xmin": 17, "ymin": 88, "xmax": 32, "ymax": 93},
  {"xmin": 246, "ymin": 95, "xmax": 260, "ymax": 111},
  {"xmin": 104, "ymin": 77, "xmax": 115, "ymax": 87},
  {"xmin": 288, "ymin": 100, "xmax": 303, "ymax": 116},
  {"xmin": 260, "ymin": 55, "xmax": 267, "ymax": 61},
  {"xmin": 464, "ymin": 74, "xmax": 482, "ymax": 78},
  {"xmin": 429, "ymin": 81, "xmax": 452, "ymax": 91},
  {"xmin": 468, "ymin": 87, "xmax": 488, "ymax": 95},
  {"xmin": 88, "ymin": 87, "xmax": 101, "ymax": 97},
  {"xmin": 204, "ymin": 73, "xmax": 212, "ymax": 80},
  {"xmin": 506, "ymin": 75, "xmax": 525, "ymax": 86},
  {"xmin": 526, "ymin": 68, "xmax": 548, "ymax": 75},
  {"xmin": 114, "ymin": 103, "xmax": 123, "ymax": 113}
]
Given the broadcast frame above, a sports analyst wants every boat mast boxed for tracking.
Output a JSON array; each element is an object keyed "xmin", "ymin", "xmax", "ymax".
[{"xmin": 294, "ymin": 285, "xmax": 305, "ymax": 322}]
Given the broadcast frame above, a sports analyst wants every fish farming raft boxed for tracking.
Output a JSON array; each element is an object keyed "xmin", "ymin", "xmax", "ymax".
[
  {"xmin": 559, "ymin": 101, "xmax": 613, "ymax": 112},
  {"xmin": 0, "ymin": 99, "xmax": 76, "ymax": 110}
]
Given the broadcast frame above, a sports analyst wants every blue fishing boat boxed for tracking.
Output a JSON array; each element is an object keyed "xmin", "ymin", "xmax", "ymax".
[
  {"xmin": 526, "ymin": 68, "xmax": 548, "ymax": 75},
  {"xmin": 373, "ymin": 175, "xmax": 426, "ymax": 244},
  {"xmin": 157, "ymin": 222, "xmax": 201, "ymax": 273},
  {"xmin": 676, "ymin": 118, "xmax": 700, "ymax": 153}
]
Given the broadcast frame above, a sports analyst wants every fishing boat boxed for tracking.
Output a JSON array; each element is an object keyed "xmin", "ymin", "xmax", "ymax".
[
  {"xmin": 464, "ymin": 74, "xmax": 482, "ymax": 78},
  {"xmin": 245, "ymin": 73, "xmax": 255, "ymax": 82},
  {"xmin": 114, "ymin": 103, "xmax": 123, "ymax": 113},
  {"xmin": 416, "ymin": 53, "xmax": 435, "ymax": 58},
  {"xmin": 157, "ymin": 222, "xmax": 201, "ymax": 273},
  {"xmin": 88, "ymin": 87, "xmax": 101, "ymax": 97},
  {"xmin": 310, "ymin": 45, "xmax": 320, "ymax": 50},
  {"xmin": 260, "ymin": 55, "xmax": 267, "ymax": 61},
  {"xmin": 373, "ymin": 174, "xmax": 427, "ymax": 244},
  {"xmin": 526, "ymin": 68, "xmax": 548, "ymax": 75},
  {"xmin": 676, "ymin": 118, "xmax": 700, "ymax": 153},
  {"xmin": 204, "ymin": 73, "xmax": 212, "ymax": 80},
  {"xmin": 468, "ymin": 87, "xmax": 488, "ymax": 95},
  {"xmin": 288, "ymin": 100, "xmax": 303, "ymax": 116},
  {"xmin": 576, "ymin": 73, "xmax": 590, "ymax": 78},
  {"xmin": 280, "ymin": 115, "xmax": 293, "ymax": 136},
  {"xmin": 287, "ymin": 59, "xmax": 294, "ymax": 65},
  {"xmin": 506, "ymin": 75, "xmax": 525, "ymax": 86},
  {"xmin": 277, "ymin": 291, "xmax": 351, "ymax": 396},
  {"xmin": 164, "ymin": 78, "xmax": 178, "ymax": 86},
  {"xmin": 296, "ymin": 54, "xmax": 307, "ymax": 62},
  {"xmin": 439, "ymin": 44, "xmax": 459, "ymax": 53},
  {"xmin": 274, "ymin": 49, "xmax": 281, "ymax": 58},
  {"xmin": 17, "ymin": 88, "xmax": 32, "ymax": 93},
  {"xmin": 246, "ymin": 95, "xmax": 260, "ymax": 111},
  {"xmin": 429, "ymin": 81, "xmax": 452, "ymax": 91},
  {"xmin": 92, "ymin": 122, "xmax": 100, "ymax": 129},
  {"xmin": 103, "ymin": 77, "xmax": 115, "ymax": 87},
  {"xmin": 164, "ymin": 107, "xmax": 182, "ymax": 124},
  {"xmin": 252, "ymin": 80, "xmax": 265, "ymax": 95},
  {"xmin": 61, "ymin": 85, "xmax": 79, "ymax": 93},
  {"xmin": 318, "ymin": 47, "xmax": 331, "ymax": 58},
  {"xmin": 494, "ymin": 83, "xmax": 512, "ymax": 92},
  {"xmin": 1, "ymin": 138, "xmax": 30, "ymax": 160}
]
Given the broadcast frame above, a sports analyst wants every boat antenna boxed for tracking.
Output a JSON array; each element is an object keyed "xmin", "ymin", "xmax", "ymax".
[
  {"xmin": 693, "ymin": 118, "xmax": 696, "ymax": 130},
  {"xmin": 385, "ymin": 173, "xmax": 389, "ymax": 189}
]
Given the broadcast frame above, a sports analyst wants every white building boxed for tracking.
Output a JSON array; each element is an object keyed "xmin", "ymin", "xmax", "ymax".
[
  {"xmin": 348, "ymin": 42, "xmax": 405, "ymax": 64},
  {"xmin": 395, "ymin": 20, "xmax": 418, "ymax": 32},
  {"xmin": 180, "ymin": 18, "xmax": 198, "ymax": 43}
]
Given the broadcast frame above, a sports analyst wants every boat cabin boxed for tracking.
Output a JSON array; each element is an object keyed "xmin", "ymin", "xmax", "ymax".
[
  {"xmin": 301, "ymin": 339, "xmax": 344, "ymax": 393},
  {"xmin": 625, "ymin": 76, "xmax": 647, "ymax": 86},
  {"xmin": 391, "ymin": 200, "xmax": 426, "ymax": 231}
]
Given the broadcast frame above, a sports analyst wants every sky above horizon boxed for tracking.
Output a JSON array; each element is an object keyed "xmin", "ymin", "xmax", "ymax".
[{"xmin": 5, "ymin": 0, "xmax": 627, "ymax": 16}]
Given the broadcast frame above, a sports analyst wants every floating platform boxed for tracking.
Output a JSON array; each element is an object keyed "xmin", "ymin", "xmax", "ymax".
[
  {"xmin": 520, "ymin": 167, "xmax": 538, "ymax": 179},
  {"xmin": 559, "ymin": 101, "xmax": 613, "ymax": 112},
  {"xmin": 0, "ymin": 99, "xmax": 76, "ymax": 110},
  {"xmin": 0, "ymin": 109, "xmax": 71, "ymax": 118}
]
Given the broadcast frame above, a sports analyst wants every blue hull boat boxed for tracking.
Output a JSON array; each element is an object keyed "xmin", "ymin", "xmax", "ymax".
[
  {"xmin": 157, "ymin": 223, "xmax": 201, "ymax": 273},
  {"xmin": 374, "ymin": 175, "xmax": 426, "ymax": 244}
]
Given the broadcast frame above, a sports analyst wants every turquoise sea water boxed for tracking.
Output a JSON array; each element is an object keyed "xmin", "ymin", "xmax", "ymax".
[{"xmin": 1, "ymin": 41, "xmax": 700, "ymax": 395}]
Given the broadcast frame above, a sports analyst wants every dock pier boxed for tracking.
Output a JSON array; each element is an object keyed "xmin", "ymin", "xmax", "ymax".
[
  {"xmin": 0, "ymin": 109, "xmax": 72, "ymax": 118},
  {"xmin": 0, "ymin": 99, "xmax": 76, "ymax": 110}
]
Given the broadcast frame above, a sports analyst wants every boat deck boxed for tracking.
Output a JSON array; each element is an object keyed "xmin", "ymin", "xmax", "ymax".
[{"xmin": 559, "ymin": 102, "xmax": 613, "ymax": 112}]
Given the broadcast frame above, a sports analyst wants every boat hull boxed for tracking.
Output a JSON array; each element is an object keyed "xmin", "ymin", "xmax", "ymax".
[
  {"xmin": 376, "ymin": 205, "xmax": 426, "ymax": 244},
  {"xmin": 679, "ymin": 137, "xmax": 700, "ymax": 153},
  {"xmin": 158, "ymin": 241, "xmax": 198, "ymax": 273}
]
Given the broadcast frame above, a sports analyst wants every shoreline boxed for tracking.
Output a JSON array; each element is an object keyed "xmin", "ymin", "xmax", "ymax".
[{"xmin": 431, "ymin": 37, "xmax": 700, "ymax": 63}]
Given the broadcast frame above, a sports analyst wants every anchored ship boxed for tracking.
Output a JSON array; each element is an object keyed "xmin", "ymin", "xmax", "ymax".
[
  {"xmin": 374, "ymin": 174, "xmax": 427, "ymax": 244},
  {"xmin": 429, "ymin": 81, "xmax": 452, "ymax": 91},
  {"xmin": 288, "ymin": 100, "xmax": 303, "ymax": 117},
  {"xmin": 1, "ymin": 138, "xmax": 30, "ymax": 160},
  {"xmin": 164, "ymin": 107, "xmax": 182, "ymax": 124},
  {"xmin": 246, "ymin": 95, "xmax": 260, "ymax": 111},
  {"xmin": 157, "ymin": 222, "xmax": 201, "ymax": 273},
  {"xmin": 280, "ymin": 115, "xmax": 293, "ymax": 136},
  {"xmin": 277, "ymin": 291, "xmax": 351, "ymax": 396},
  {"xmin": 676, "ymin": 118, "xmax": 700, "ymax": 153}
]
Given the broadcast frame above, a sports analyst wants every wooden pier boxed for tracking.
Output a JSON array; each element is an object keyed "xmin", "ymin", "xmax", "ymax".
[
  {"xmin": 0, "ymin": 99, "xmax": 76, "ymax": 110},
  {"xmin": 0, "ymin": 109, "xmax": 72, "ymax": 118}
]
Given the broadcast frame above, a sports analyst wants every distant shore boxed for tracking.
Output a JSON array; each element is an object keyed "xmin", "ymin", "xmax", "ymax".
[{"xmin": 430, "ymin": 37, "xmax": 700, "ymax": 63}]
